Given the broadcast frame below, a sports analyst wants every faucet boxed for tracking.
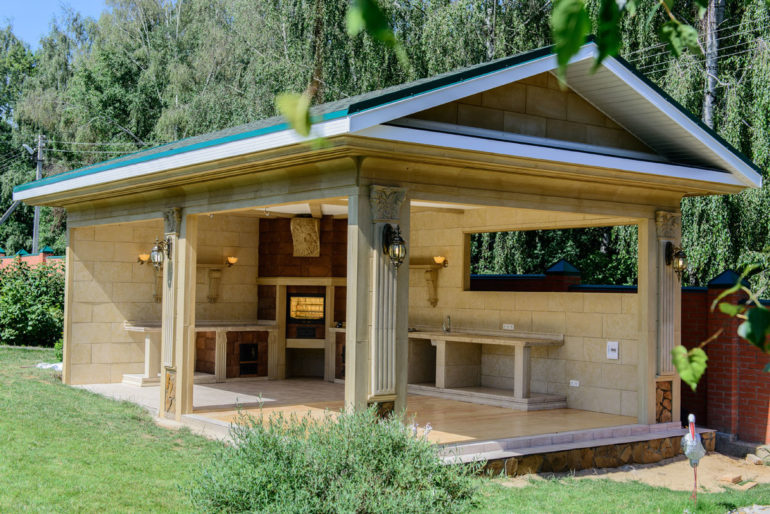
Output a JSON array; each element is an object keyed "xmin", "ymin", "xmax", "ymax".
[{"xmin": 442, "ymin": 315, "xmax": 451, "ymax": 333}]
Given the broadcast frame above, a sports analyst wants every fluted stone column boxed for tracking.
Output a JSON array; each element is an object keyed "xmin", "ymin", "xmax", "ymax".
[
  {"xmin": 654, "ymin": 210, "xmax": 682, "ymax": 423},
  {"xmin": 345, "ymin": 185, "xmax": 409, "ymax": 415},
  {"xmin": 159, "ymin": 208, "xmax": 198, "ymax": 420}
]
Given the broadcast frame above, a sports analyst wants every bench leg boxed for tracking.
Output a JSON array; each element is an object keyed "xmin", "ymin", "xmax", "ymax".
[
  {"xmin": 433, "ymin": 339, "xmax": 446, "ymax": 389},
  {"xmin": 514, "ymin": 345, "xmax": 530, "ymax": 399},
  {"xmin": 145, "ymin": 333, "xmax": 161, "ymax": 378},
  {"xmin": 215, "ymin": 330, "xmax": 227, "ymax": 383}
]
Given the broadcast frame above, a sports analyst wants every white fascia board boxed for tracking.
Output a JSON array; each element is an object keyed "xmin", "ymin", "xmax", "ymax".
[
  {"xmin": 347, "ymin": 45, "xmax": 597, "ymax": 133},
  {"xmin": 353, "ymin": 124, "xmax": 745, "ymax": 187},
  {"xmin": 601, "ymin": 57, "xmax": 762, "ymax": 188},
  {"xmin": 14, "ymin": 117, "xmax": 351, "ymax": 202}
]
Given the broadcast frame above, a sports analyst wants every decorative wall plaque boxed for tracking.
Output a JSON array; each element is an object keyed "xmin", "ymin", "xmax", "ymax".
[
  {"xmin": 290, "ymin": 218, "xmax": 321, "ymax": 257},
  {"xmin": 655, "ymin": 210, "xmax": 681, "ymax": 240},
  {"xmin": 370, "ymin": 185, "xmax": 406, "ymax": 223}
]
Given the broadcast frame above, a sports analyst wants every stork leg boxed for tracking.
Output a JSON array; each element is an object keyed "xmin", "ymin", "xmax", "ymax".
[{"xmin": 691, "ymin": 465, "xmax": 698, "ymax": 502}]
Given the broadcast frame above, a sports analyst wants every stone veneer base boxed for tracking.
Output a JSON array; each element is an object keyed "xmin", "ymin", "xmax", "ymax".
[{"xmin": 477, "ymin": 431, "xmax": 716, "ymax": 476}]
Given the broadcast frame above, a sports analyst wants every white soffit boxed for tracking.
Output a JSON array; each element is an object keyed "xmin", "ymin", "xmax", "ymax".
[{"xmin": 564, "ymin": 57, "xmax": 760, "ymax": 187}]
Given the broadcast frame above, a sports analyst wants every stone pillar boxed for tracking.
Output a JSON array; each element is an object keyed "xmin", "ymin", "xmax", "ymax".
[
  {"xmin": 344, "ymin": 185, "xmax": 409, "ymax": 414},
  {"xmin": 369, "ymin": 186, "xmax": 407, "ymax": 415},
  {"xmin": 637, "ymin": 217, "xmax": 658, "ymax": 425},
  {"xmin": 61, "ymin": 228, "xmax": 73, "ymax": 385},
  {"xmin": 654, "ymin": 211, "xmax": 682, "ymax": 423},
  {"xmin": 345, "ymin": 188, "xmax": 373, "ymax": 412},
  {"xmin": 159, "ymin": 208, "xmax": 198, "ymax": 420}
]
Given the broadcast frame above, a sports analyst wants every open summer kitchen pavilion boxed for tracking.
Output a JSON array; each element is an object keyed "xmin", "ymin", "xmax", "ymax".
[{"xmin": 14, "ymin": 42, "xmax": 761, "ymax": 460}]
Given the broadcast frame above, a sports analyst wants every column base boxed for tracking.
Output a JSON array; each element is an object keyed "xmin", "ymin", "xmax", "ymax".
[
  {"xmin": 368, "ymin": 395, "xmax": 397, "ymax": 418},
  {"xmin": 163, "ymin": 366, "xmax": 176, "ymax": 418}
]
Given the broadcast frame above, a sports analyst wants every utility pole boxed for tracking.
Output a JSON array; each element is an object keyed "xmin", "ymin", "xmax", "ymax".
[
  {"xmin": 703, "ymin": 0, "xmax": 725, "ymax": 128},
  {"xmin": 31, "ymin": 134, "xmax": 45, "ymax": 254}
]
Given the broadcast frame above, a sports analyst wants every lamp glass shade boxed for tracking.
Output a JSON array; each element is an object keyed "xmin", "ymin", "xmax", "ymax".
[
  {"xmin": 673, "ymin": 250, "xmax": 688, "ymax": 274},
  {"xmin": 227, "ymin": 256, "xmax": 238, "ymax": 266},
  {"xmin": 138, "ymin": 253, "xmax": 150, "ymax": 263},
  {"xmin": 150, "ymin": 244, "xmax": 163, "ymax": 266}
]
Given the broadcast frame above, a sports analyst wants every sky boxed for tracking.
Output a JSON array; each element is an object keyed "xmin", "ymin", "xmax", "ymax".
[{"xmin": 1, "ymin": 0, "xmax": 107, "ymax": 50}]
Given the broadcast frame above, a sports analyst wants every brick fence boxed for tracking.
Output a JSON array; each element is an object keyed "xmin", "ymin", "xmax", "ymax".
[{"xmin": 0, "ymin": 246, "xmax": 64, "ymax": 270}]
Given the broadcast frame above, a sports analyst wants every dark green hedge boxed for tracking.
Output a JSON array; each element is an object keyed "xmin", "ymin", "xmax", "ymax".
[{"xmin": 0, "ymin": 259, "xmax": 64, "ymax": 347}]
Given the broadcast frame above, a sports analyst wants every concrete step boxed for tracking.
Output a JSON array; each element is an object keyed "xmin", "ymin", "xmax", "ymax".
[
  {"xmin": 122, "ymin": 372, "xmax": 217, "ymax": 387},
  {"xmin": 440, "ymin": 422, "xmax": 715, "ymax": 464}
]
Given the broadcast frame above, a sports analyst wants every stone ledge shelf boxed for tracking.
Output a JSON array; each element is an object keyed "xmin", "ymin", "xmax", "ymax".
[
  {"xmin": 122, "ymin": 320, "xmax": 278, "ymax": 386},
  {"xmin": 408, "ymin": 326, "xmax": 564, "ymax": 410}
]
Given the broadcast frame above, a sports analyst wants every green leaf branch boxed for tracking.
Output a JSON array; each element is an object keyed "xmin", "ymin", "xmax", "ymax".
[
  {"xmin": 278, "ymin": 0, "xmax": 408, "ymax": 137},
  {"xmin": 551, "ymin": 0, "xmax": 707, "ymax": 82}
]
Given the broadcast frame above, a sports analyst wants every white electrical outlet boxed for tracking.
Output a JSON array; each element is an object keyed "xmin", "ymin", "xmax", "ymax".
[
  {"xmin": 502, "ymin": 323, "xmax": 515, "ymax": 331},
  {"xmin": 569, "ymin": 379, "xmax": 580, "ymax": 387},
  {"xmin": 607, "ymin": 341, "xmax": 619, "ymax": 360}
]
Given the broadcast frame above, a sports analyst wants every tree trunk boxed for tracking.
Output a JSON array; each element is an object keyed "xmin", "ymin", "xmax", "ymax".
[{"xmin": 703, "ymin": 0, "xmax": 725, "ymax": 128}]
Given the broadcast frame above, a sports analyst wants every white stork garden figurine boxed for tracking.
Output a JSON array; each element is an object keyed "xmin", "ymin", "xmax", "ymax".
[{"xmin": 681, "ymin": 413, "xmax": 706, "ymax": 502}]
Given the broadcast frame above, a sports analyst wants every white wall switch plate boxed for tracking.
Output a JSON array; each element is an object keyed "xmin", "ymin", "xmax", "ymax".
[
  {"xmin": 607, "ymin": 341, "xmax": 619, "ymax": 360},
  {"xmin": 569, "ymin": 379, "xmax": 579, "ymax": 387},
  {"xmin": 502, "ymin": 323, "xmax": 515, "ymax": 331}
]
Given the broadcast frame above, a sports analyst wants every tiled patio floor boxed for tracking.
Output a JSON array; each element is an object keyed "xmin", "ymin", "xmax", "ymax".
[{"xmin": 81, "ymin": 378, "xmax": 636, "ymax": 445}]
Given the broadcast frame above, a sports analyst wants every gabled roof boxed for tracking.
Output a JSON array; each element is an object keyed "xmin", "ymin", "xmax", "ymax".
[{"xmin": 14, "ymin": 41, "xmax": 762, "ymax": 203}]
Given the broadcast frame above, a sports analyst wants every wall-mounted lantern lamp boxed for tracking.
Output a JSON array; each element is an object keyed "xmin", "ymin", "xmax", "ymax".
[
  {"xmin": 150, "ymin": 237, "xmax": 172, "ymax": 271},
  {"xmin": 665, "ymin": 242, "xmax": 688, "ymax": 280},
  {"xmin": 382, "ymin": 223, "xmax": 406, "ymax": 270},
  {"xmin": 226, "ymin": 256, "xmax": 238, "ymax": 267},
  {"xmin": 433, "ymin": 255, "xmax": 448, "ymax": 268},
  {"xmin": 137, "ymin": 253, "xmax": 150, "ymax": 265}
]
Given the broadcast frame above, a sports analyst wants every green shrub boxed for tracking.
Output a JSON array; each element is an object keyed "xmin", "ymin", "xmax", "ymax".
[
  {"xmin": 0, "ymin": 260, "xmax": 65, "ymax": 347},
  {"xmin": 189, "ymin": 408, "xmax": 479, "ymax": 513},
  {"xmin": 54, "ymin": 339, "xmax": 63, "ymax": 361}
]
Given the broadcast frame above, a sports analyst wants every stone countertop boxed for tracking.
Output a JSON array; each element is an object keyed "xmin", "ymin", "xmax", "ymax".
[
  {"xmin": 124, "ymin": 320, "xmax": 278, "ymax": 332},
  {"xmin": 407, "ymin": 326, "xmax": 563, "ymax": 346}
]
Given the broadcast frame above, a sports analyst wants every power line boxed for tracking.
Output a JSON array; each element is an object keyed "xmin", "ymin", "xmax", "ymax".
[
  {"xmin": 627, "ymin": 29, "xmax": 765, "ymax": 65},
  {"xmin": 46, "ymin": 140, "xmax": 165, "ymax": 146}
]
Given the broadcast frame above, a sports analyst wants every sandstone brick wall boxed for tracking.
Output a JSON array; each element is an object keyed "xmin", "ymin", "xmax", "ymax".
[
  {"xmin": 68, "ymin": 221, "xmax": 164, "ymax": 384},
  {"xmin": 409, "ymin": 207, "xmax": 640, "ymax": 416},
  {"xmin": 67, "ymin": 214, "xmax": 260, "ymax": 385},
  {"xmin": 196, "ymin": 214, "xmax": 259, "ymax": 321},
  {"xmin": 409, "ymin": 72, "xmax": 650, "ymax": 154}
]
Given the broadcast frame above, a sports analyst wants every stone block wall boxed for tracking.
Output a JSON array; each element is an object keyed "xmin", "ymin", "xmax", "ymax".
[
  {"xmin": 408, "ymin": 207, "xmax": 640, "ymax": 416},
  {"xmin": 67, "ymin": 214, "xmax": 261, "ymax": 385},
  {"xmin": 68, "ymin": 221, "xmax": 164, "ymax": 384},
  {"xmin": 196, "ymin": 214, "xmax": 259, "ymax": 321},
  {"xmin": 409, "ymin": 72, "xmax": 650, "ymax": 154}
]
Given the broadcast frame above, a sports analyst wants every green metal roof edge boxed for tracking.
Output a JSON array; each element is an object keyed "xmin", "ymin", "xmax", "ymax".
[
  {"xmin": 14, "ymin": 39, "xmax": 761, "ymax": 196},
  {"xmin": 611, "ymin": 53, "xmax": 763, "ymax": 179},
  {"xmin": 14, "ymin": 109, "xmax": 348, "ymax": 193},
  {"xmin": 14, "ymin": 45, "xmax": 558, "ymax": 196},
  {"xmin": 345, "ymin": 45, "xmax": 555, "ymax": 114}
]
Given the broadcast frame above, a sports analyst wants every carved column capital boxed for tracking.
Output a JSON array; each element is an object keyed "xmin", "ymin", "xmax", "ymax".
[
  {"xmin": 163, "ymin": 207, "xmax": 182, "ymax": 235},
  {"xmin": 370, "ymin": 185, "xmax": 406, "ymax": 223},
  {"xmin": 655, "ymin": 210, "xmax": 681, "ymax": 240}
]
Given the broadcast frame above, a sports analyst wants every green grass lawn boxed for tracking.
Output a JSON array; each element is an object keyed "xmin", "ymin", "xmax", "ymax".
[
  {"xmin": 1, "ymin": 346, "xmax": 768, "ymax": 513},
  {"xmin": 0, "ymin": 346, "xmax": 220, "ymax": 512},
  {"xmin": 477, "ymin": 477, "xmax": 770, "ymax": 513}
]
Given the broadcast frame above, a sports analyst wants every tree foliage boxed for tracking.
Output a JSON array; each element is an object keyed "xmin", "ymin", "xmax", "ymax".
[{"xmin": 0, "ymin": 0, "xmax": 767, "ymax": 291}]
